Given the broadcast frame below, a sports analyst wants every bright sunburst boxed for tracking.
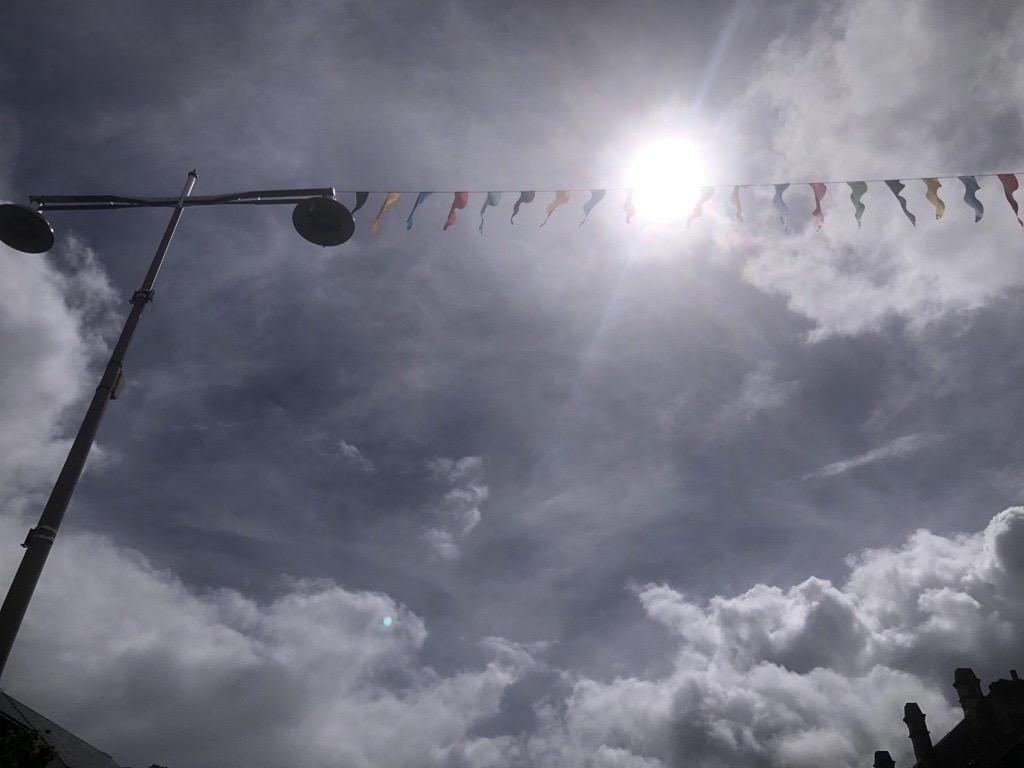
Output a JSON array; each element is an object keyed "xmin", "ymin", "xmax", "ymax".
[{"xmin": 626, "ymin": 137, "xmax": 707, "ymax": 222}]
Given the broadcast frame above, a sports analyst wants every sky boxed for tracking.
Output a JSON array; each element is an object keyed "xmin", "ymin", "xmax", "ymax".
[{"xmin": 1, "ymin": 1, "xmax": 1024, "ymax": 766}]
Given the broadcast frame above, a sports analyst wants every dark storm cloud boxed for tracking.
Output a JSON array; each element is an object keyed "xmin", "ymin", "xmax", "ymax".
[{"xmin": 4, "ymin": 0, "xmax": 1024, "ymax": 766}]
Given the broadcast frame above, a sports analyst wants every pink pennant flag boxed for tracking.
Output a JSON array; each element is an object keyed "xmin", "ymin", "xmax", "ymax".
[
  {"xmin": 444, "ymin": 192, "xmax": 469, "ymax": 230},
  {"xmin": 624, "ymin": 190, "xmax": 636, "ymax": 223},
  {"xmin": 686, "ymin": 187, "xmax": 714, "ymax": 227},
  {"xmin": 810, "ymin": 183, "xmax": 827, "ymax": 229},
  {"xmin": 998, "ymin": 174, "xmax": 1023, "ymax": 227}
]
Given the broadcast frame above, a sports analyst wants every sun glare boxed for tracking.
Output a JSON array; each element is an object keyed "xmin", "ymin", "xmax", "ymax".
[{"xmin": 626, "ymin": 137, "xmax": 707, "ymax": 222}]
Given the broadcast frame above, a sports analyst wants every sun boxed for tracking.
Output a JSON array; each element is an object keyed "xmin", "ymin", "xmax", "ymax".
[{"xmin": 626, "ymin": 137, "xmax": 707, "ymax": 222}]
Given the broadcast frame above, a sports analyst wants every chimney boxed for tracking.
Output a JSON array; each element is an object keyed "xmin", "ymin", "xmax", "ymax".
[
  {"xmin": 903, "ymin": 703, "xmax": 936, "ymax": 768},
  {"xmin": 953, "ymin": 667, "xmax": 984, "ymax": 720},
  {"xmin": 873, "ymin": 750, "xmax": 896, "ymax": 768},
  {"xmin": 1012, "ymin": 670, "xmax": 1019, "ymax": 681}
]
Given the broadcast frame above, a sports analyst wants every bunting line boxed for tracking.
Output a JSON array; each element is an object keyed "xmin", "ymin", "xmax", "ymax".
[{"xmin": 347, "ymin": 173, "xmax": 1024, "ymax": 235}]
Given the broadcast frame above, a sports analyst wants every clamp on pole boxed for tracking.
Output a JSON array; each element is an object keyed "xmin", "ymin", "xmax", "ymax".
[{"xmin": 21, "ymin": 526, "xmax": 57, "ymax": 548}]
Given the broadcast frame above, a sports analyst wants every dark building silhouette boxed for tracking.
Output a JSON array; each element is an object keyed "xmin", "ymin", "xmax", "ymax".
[
  {"xmin": 875, "ymin": 667, "xmax": 1024, "ymax": 767},
  {"xmin": 0, "ymin": 690, "xmax": 120, "ymax": 767}
]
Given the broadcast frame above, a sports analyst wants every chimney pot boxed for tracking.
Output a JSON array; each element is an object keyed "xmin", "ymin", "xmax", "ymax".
[{"xmin": 1012, "ymin": 669, "xmax": 1019, "ymax": 681}]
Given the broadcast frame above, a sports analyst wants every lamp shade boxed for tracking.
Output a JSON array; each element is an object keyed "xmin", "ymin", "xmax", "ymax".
[
  {"xmin": 0, "ymin": 204, "xmax": 54, "ymax": 254},
  {"xmin": 292, "ymin": 197, "xmax": 354, "ymax": 247}
]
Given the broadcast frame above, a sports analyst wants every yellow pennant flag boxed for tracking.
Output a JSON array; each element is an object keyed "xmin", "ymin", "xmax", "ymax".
[
  {"xmin": 371, "ymin": 192, "xmax": 402, "ymax": 234},
  {"xmin": 923, "ymin": 178, "xmax": 945, "ymax": 220},
  {"xmin": 540, "ymin": 191, "xmax": 571, "ymax": 227}
]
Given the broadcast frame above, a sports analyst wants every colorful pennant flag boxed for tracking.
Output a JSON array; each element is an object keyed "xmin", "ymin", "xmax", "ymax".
[
  {"xmin": 540, "ymin": 191, "xmax": 571, "ymax": 227},
  {"xmin": 406, "ymin": 191, "xmax": 432, "ymax": 231},
  {"xmin": 959, "ymin": 176, "xmax": 984, "ymax": 222},
  {"xmin": 810, "ymin": 183, "xmax": 827, "ymax": 230},
  {"xmin": 847, "ymin": 182, "xmax": 867, "ymax": 227},
  {"xmin": 923, "ymin": 178, "xmax": 945, "ymax": 220},
  {"xmin": 511, "ymin": 191, "xmax": 535, "ymax": 224},
  {"xmin": 371, "ymin": 192, "xmax": 401, "ymax": 234},
  {"xmin": 353, "ymin": 191, "xmax": 369, "ymax": 215},
  {"xmin": 624, "ymin": 190, "xmax": 636, "ymax": 223},
  {"xmin": 730, "ymin": 186, "xmax": 743, "ymax": 223},
  {"xmin": 997, "ymin": 173, "xmax": 1023, "ymax": 226},
  {"xmin": 444, "ymin": 192, "xmax": 469, "ymax": 230},
  {"xmin": 772, "ymin": 183, "xmax": 790, "ymax": 231},
  {"xmin": 884, "ymin": 180, "xmax": 916, "ymax": 226},
  {"xmin": 687, "ymin": 187, "xmax": 715, "ymax": 227},
  {"xmin": 479, "ymin": 192, "xmax": 502, "ymax": 233},
  {"xmin": 580, "ymin": 190, "xmax": 606, "ymax": 226}
]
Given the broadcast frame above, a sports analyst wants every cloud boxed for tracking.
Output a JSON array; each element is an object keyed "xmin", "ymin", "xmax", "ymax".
[
  {"xmin": 0, "ymin": 513, "xmax": 531, "ymax": 768},
  {"xmin": 804, "ymin": 432, "xmax": 942, "ymax": 479},
  {"xmin": 483, "ymin": 508, "xmax": 1024, "ymax": 768},
  {"xmin": 0, "ymin": 239, "xmax": 118, "ymax": 505},
  {"xmin": 338, "ymin": 439, "xmax": 376, "ymax": 473},
  {"xmin": 718, "ymin": 360, "xmax": 801, "ymax": 425},
  {"xmin": 423, "ymin": 456, "xmax": 488, "ymax": 560},
  {"xmin": 714, "ymin": 0, "xmax": 1024, "ymax": 338}
]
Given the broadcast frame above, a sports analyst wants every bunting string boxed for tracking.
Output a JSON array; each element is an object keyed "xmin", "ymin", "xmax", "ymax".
[{"xmin": 345, "ymin": 171, "xmax": 1024, "ymax": 234}]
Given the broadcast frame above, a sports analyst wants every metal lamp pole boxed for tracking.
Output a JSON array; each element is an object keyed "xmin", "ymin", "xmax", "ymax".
[{"xmin": 0, "ymin": 170, "xmax": 355, "ymax": 679}]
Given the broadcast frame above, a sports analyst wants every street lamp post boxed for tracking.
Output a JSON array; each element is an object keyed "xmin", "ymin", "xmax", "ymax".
[{"xmin": 0, "ymin": 170, "xmax": 355, "ymax": 679}]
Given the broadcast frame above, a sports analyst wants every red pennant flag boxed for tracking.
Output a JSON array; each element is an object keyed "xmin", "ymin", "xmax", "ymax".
[
  {"xmin": 998, "ymin": 174, "xmax": 1023, "ymax": 227},
  {"xmin": 444, "ymin": 192, "xmax": 469, "ymax": 230},
  {"xmin": 810, "ymin": 182, "xmax": 827, "ymax": 229}
]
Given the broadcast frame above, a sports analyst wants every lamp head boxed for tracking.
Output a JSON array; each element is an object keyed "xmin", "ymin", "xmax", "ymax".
[
  {"xmin": 0, "ymin": 204, "xmax": 54, "ymax": 254},
  {"xmin": 292, "ymin": 197, "xmax": 354, "ymax": 247}
]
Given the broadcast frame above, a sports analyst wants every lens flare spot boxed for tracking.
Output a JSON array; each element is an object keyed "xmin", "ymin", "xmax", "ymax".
[{"xmin": 382, "ymin": 616, "xmax": 394, "ymax": 627}]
